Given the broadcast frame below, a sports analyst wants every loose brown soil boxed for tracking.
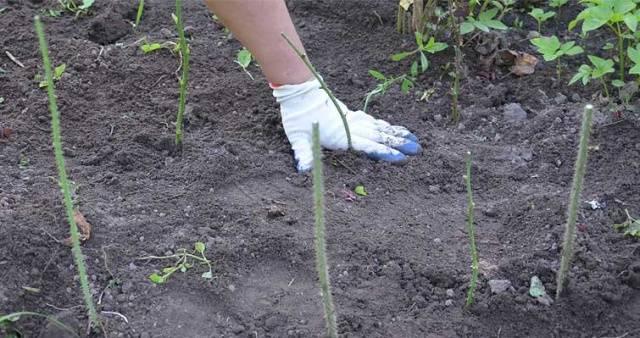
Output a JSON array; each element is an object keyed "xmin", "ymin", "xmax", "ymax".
[{"xmin": 1, "ymin": 0, "xmax": 639, "ymax": 337}]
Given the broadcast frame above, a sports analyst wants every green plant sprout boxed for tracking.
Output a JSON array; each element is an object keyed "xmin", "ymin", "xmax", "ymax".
[
  {"xmin": 235, "ymin": 48, "xmax": 254, "ymax": 80},
  {"xmin": 281, "ymin": 32, "xmax": 352, "ymax": 149},
  {"xmin": 140, "ymin": 41, "xmax": 178, "ymax": 54},
  {"xmin": 569, "ymin": 55, "xmax": 615, "ymax": 97},
  {"xmin": 556, "ymin": 104, "xmax": 594, "ymax": 299},
  {"xmin": 391, "ymin": 31, "xmax": 448, "ymax": 77},
  {"xmin": 460, "ymin": 8, "xmax": 508, "ymax": 35},
  {"xmin": 530, "ymin": 36, "xmax": 583, "ymax": 78},
  {"xmin": 1, "ymin": 312, "xmax": 79, "ymax": 337},
  {"xmin": 463, "ymin": 151, "xmax": 479, "ymax": 307},
  {"xmin": 363, "ymin": 70, "xmax": 413, "ymax": 112},
  {"xmin": 36, "ymin": 63, "xmax": 66, "ymax": 88},
  {"xmin": 58, "ymin": 0, "xmax": 94, "ymax": 16},
  {"xmin": 569, "ymin": 0, "xmax": 639, "ymax": 82},
  {"xmin": 34, "ymin": 15, "xmax": 100, "ymax": 330},
  {"xmin": 140, "ymin": 241, "xmax": 213, "ymax": 284},
  {"xmin": 311, "ymin": 122, "xmax": 338, "ymax": 338},
  {"xmin": 174, "ymin": 0, "xmax": 190, "ymax": 147},
  {"xmin": 490, "ymin": 0, "xmax": 515, "ymax": 19},
  {"xmin": 549, "ymin": 0, "xmax": 568, "ymax": 16},
  {"xmin": 135, "ymin": 0, "xmax": 144, "ymax": 27},
  {"xmin": 528, "ymin": 8, "xmax": 556, "ymax": 32},
  {"xmin": 613, "ymin": 209, "xmax": 640, "ymax": 237},
  {"xmin": 42, "ymin": 8, "xmax": 62, "ymax": 17}
]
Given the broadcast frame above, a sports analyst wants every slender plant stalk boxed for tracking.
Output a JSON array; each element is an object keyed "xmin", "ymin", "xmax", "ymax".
[
  {"xmin": 0, "ymin": 312, "xmax": 79, "ymax": 337},
  {"xmin": 464, "ymin": 151, "xmax": 478, "ymax": 307},
  {"xmin": 34, "ymin": 16, "xmax": 99, "ymax": 329},
  {"xmin": 311, "ymin": 122, "xmax": 338, "ymax": 338},
  {"xmin": 174, "ymin": 0, "xmax": 190, "ymax": 146},
  {"xmin": 448, "ymin": 0, "xmax": 462, "ymax": 122},
  {"xmin": 615, "ymin": 23, "xmax": 625, "ymax": 82},
  {"xmin": 281, "ymin": 33, "xmax": 352, "ymax": 150},
  {"xmin": 397, "ymin": 4, "xmax": 407, "ymax": 34},
  {"xmin": 556, "ymin": 104, "xmax": 594, "ymax": 299},
  {"xmin": 135, "ymin": 0, "xmax": 144, "ymax": 27}
]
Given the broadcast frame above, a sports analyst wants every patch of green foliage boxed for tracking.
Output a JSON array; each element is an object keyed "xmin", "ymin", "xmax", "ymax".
[
  {"xmin": 36, "ymin": 63, "xmax": 66, "ymax": 88},
  {"xmin": 142, "ymin": 242, "xmax": 213, "ymax": 284},
  {"xmin": 460, "ymin": 8, "xmax": 508, "ymax": 35},
  {"xmin": 391, "ymin": 31, "xmax": 448, "ymax": 83},
  {"xmin": 613, "ymin": 209, "xmax": 640, "ymax": 237},
  {"xmin": 58, "ymin": 0, "xmax": 94, "ymax": 16},
  {"xmin": 530, "ymin": 36, "xmax": 583, "ymax": 77},
  {"xmin": 570, "ymin": 55, "xmax": 615, "ymax": 97},
  {"xmin": 363, "ymin": 69, "xmax": 413, "ymax": 112},
  {"xmin": 235, "ymin": 48, "xmax": 254, "ymax": 80},
  {"xmin": 529, "ymin": 8, "xmax": 556, "ymax": 32}
]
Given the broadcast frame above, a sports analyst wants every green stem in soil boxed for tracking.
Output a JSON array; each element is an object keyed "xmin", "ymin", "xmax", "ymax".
[
  {"xmin": 174, "ymin": 0, "xmax": 190, "ymax": 147},
  {"xmin": 464, "ymin": 151, "xmax": 478, "ymax": 308},
  {"xmin": 601, "ymin": 78, "xmax": 610, "ymax": 98},
  {"xmin": 0, "ymin": 312, "xmax": 79, "ymax": 337},
  {"xmin": 556, "ymin": 104, "xmax": 594, "ymax": 299},
  {"xmin": 135, "ymin": 0, "xmax": 144, "ymax": 27},
  {"xmin": 311, "ymin": 122, "xmax": 338, "ymax": 338},
  {"xmin": 615, "ymin": 23, "xmax": 625, "ymax": 82},
  {"xmin": 34, "ymin": 15, "xmax": 100, "ymax": 329},
  {"xmin": 281, "ymin": 33, "xmax": 352, "ymax": 150},
  {"xmin": 448, "ymin": 0, "xmax": 462, "ymax": 123}
]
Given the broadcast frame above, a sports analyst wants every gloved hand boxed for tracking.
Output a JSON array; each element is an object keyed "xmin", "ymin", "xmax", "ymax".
[{"xmin": 272, "ymin": 78, "xmax": 422, "ymax": 172}]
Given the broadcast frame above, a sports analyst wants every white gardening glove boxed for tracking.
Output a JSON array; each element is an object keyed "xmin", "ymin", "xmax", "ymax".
[{"xmin": 272, "ymin": 78, "xmax": 422, "ymax": 172}]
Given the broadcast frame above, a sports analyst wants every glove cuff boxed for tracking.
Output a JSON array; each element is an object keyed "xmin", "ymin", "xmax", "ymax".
[{"xmin": 271, "ymin": 77, "xmax": 322, "ymax": 102}]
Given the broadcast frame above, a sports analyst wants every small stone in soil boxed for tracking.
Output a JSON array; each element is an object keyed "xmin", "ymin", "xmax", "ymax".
[
  {"xmin": 488, "ymin": 279, "xmax": 512, "ymax": 294},
  {"xmin": 446, "ymin": 289, "xmax": 454, "ymax": 297},
  {"xmin": 267, "ymin": 205, "xmax": 285, "ymax": 218},
  {"xmin": 445, "ymin": 299, "xmax": 454, "ymax": 306},
  {"xmin": 503, "ymin": 103, "xmax": 527, "ymax": 123},
  {"xmin": 554, "ymin": 93, "xmax": 567, "ymax": 105}
]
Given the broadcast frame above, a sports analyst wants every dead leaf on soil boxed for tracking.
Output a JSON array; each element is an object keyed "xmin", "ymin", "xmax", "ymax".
[
  {"xmin": 399, "ymin": 0, "xmax": 414, "ymax": 11},
  {"xmin": 481, "ymin": 49, "xmax": 538, "ymax": 76},
  {"xmin": 63, "ymin": 210, "xmax": 92, "ymax": 246},
  {"xmin": 509, "ymin": 51, "xmax": 538, "ymax": 76}
]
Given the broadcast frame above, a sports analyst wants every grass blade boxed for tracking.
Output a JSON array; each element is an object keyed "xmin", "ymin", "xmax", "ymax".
[
  {"xmin": 311, "ymin": 122, "xmax": 338, "ymax": 338},
  {"xmin": 34, "ymin": 15, "xmax": 100, "ymax": 329},
  {"xmin": 556, "ymin": 104, "xmax": 594, "ymax": 299},
  {"xmin": 135, "ymin": 0, "xmax": 144, "ymax": 27},
  {"xmin": 464, "ymin": 151, "xmax": 478, "ymax": 307}
]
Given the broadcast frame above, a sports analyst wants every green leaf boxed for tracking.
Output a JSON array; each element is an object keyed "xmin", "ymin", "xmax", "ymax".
[
  {"xmin": 202, "ymin": 271, "xmax": 213, "ymax": 279},
  {"xmin": 368, "ymin": 69, "xmax": 386, "ymax": 81},
  {"xmin": 162, "ymin": 267, "xmax": 175, "ymax": 273},
  {"xmin": 149, "ymin": 273, "xmax": 165, "ymax": 284},
  {"xmin": 569, "ymin": 65, "xmax": 591, "ymax": 85},
  {"xmin": 612, "ymin": 0, "xmax": 635, "ymax": 15},
  {"xmin": 478, "ymin": 8, "xmax": 499, "ymax": 21},
  {"xmin": 474, "ymin": 21, "xmax": 490, "ymax": 32},
  {"xmin": 410, "ymin": 61, "xmax": 418, "ymax": 77},
  {"xmin": 630, "ymin": 64, "xmax": 640, "ymax": 75},
  {"xmin": 54, "ymin": 64, "xmax": 66, "ymax": 79},
  {"xmin": 400, "ymin": 78, "xmax": 412, "ymax": 94},
  {"xmin": 79, "ymin": 0, "xmax": 94, "ymax": 10},
  {"xmin": 568, "ymin": 18, "xmax": 579, "ymax": 31},
  {"xmin": 195, "ymin": 241, "xmax": 206, "ymax": 253},
  {"xmin": 141, "ymin": 43, "xmax": 163, "ymax": 54},
  {"xmin": 613, "ymin": 210, "xmax": 640, "ymax": 237},
  {"xmin": 179, "ymin": 265, "xmax": 187, "ymax": 273},
  {"xmin": 424, "ymin": 38, "xmax": 448, "ymax": 53},
  {"xmin": 354, "ymin": 185, "xmax": 367, "ymax": 196},
  {"xmin": 564, "ymin": 45, "xmax": 584, "ymax": 56},
  {"xmin": 484, "ymin": 20, "xmax": 508, "ymax": 30},
  {"xmin": 460, "ymin": 21, "xmax": 475, "ymax": 34},
  {"xmin": 582, "ymin": 18, "xmax": 607, "ymax": 32},
  {"xmin": 529, "ymin": 276, "xmax": 547, "ymax": 298},
  {"xmin": 236, "ymin": 48, "xmax": 252, "ymax": 68},
  {"xmin": 420, "ymin": 52, "xmax": 429, "ymax": 72},
  {"xmin": 414, "ymin": 31, "xmax": 424, "ymax": 48},
  {"xmin": 588, "ymin": 55, "xmax": 615, "ymax": 78},
  {"xmin": 612, "ymin": 79, "xmax": 625, "ymax": 87},
  {"xmin": 603, "ymin": 42, "xmax": 615, "ymax": 50},
  {"xmin": 624, "ymin": 13, "xmax": 638, "ymax": 32},
  {"xmin": 391, "ymin": 51, "xmax": 412, "ymax": 61}
]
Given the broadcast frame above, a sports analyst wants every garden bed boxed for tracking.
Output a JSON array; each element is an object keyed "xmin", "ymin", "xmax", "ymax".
[{"xmin": 1, "ymin": 0, "xmax": 639, "ymax": 337}]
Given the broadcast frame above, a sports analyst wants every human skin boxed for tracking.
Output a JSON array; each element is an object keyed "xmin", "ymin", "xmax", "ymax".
[{"xmin": 203, "ymin": 0, "xmax": 313, "ymax": 85}]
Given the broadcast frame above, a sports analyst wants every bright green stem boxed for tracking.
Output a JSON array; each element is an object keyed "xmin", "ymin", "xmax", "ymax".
[
  {"xmin": 0, "ymin": 312, "xmax": 79, "ymax": 337},
  {"xmin": 281, "ymin": 33, "xmax": 352, "ymax": 150},
  {"xmin": 135, "ymin": 0, "xmax": 144, "ymax": 27},
  {"xmin": 600, "ymin": 78, "xmax": 610, "ymax": 98},
  {"xmin": 174, "ymin": 0, "xmax": 190, "ymax": 146},
  {"xmin": 311, "ymin": 123, "xmax": 338, "ymax": 338},
  {"xmin": 556, "ymin": 104, "xmax": 594, "ymax": 299},
  {"xmin": 34, "ymin": 16, "xmax": 99, "ymax": 329},
  {"xmin": 464, "ymin": 151, "xmax": 478, "ymax": 308},
  {"xmin": 616, "ymin": 24, "xmax": 625, "ymax": 82},
  {"xmin": 537, "ymin": 20, "xmax": 541, "ymax": 33}
]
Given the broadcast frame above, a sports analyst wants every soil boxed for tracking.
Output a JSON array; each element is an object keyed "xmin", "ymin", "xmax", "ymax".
[{"xmin": 1, "ymin": 0, "xmax": 639, "ymax": 337}]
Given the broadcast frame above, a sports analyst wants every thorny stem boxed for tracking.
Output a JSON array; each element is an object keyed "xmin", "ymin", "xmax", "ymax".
[
  {"xmin": 311, "ymin": 123, "xmax": 338, "ymax": 338},
  {"xmin": 174, "ymin": 0, "xmax": 190, "ymax": 147},
  {"xmin": 464, "ymin": 151, "xmax": 478, "ymax": 308},
  {"xmin": 556, "ymin": 104, "xmax": 594, "ymax": 299},
  {"xmin": 281, "ymin": 33, "xmax": 352, "ymax": 150},
  {"xmin": 34, "ymin": 15, "xmax": 101, "ymax": 331}
]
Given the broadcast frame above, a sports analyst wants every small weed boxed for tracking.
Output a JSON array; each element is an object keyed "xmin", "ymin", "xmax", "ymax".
[
  {"xmin": 463, "ymin": 151, "xmax": 479, "ymax": 307},
  {"xmin": 460, "ymin": 8, "xmax": 508, "ymax": 35},
  {"xmin": 613, "ymin": 209, "xmax": 640, "ymax": 237},
  {"xmin": 36, "ymin": 63, "xmax": 66, "ymax": 88},
  {"xmin": 18, "ymin": 154, "xmax": 29, "ymax": 169},
  {"xmin": 135, "ymin": 0, "xmax": 144, "ymax": 27},
  {"xmin": 491, "ymin": 0, "xmax": 515, "ymax": 19},
  {"xmin": 354, "ymin": 185, "xmax": 367, "ymax": 196},
  {"xmin": 235, "ymin": 48, "xmax": 254, "ymax": 80},
  {"xmin": 549, "ymin": 0, "xmax": 568, "ymax": 16},
  {"xmin": 556, "ymin": 104, "xmax": 594, "ymax": 299},
  {"xmin": 570, "ymin": 56, "xmax": 615, "ymax": 97},
  {"xmin": 391, "ymin": 31, "xmax": 448, "ymax": 77},
  {"xmin": 140, "ymin": 242, "xmax": 213, "ymax": 284},
  {"xmin": 530, "ymin": 36, "xmax": 583, "ymax": 78},
  {"xmin": 140, "ymin": 41, "xmax": 178, "ymax": 54},
  {"xmin": 58, "ymin": 0, "xmax": 94, "ymax": 16},
  {"xmin": 528, "ymin": 8, "xmax": 555, "ymax": 33},
  {"xmin": 363, "ymin": 69, "xmax": 413, "ymax": 112}
]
